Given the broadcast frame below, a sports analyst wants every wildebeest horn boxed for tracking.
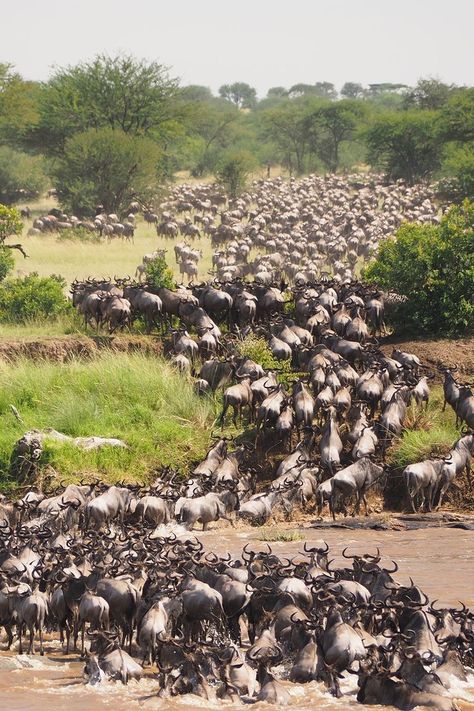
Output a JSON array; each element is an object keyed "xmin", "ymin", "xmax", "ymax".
[
  {"xmin": 342, "ymin": 547, "xmax": 358, "ymax": 559},
  {"xmin": 384, "ymin": 560, "xmax": 398, "ymax": 574}
]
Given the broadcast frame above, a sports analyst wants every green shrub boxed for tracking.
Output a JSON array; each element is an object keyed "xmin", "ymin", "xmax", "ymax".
[
  {"xmin": 0, "ymin": 247, "xmax": 14, "ymax": 282},
  {"xmin": 145, "ymin": 255, "xmax": 175, "ymax": 290},
  {"xmin": 0, "ymin": 147, "xmax": 48, "ymax": 204},
  {"xmin": 258, "ymin": 528, "xmax": 304, "ymax": 542},
  {"xmin": 214, "ymin": 149, "xmax": 256, "ymax": 198},
  {"xmin": 389, "ymin": 388, "xmax": 461, "ymax": 469},
  {"xmin": 438, "ymin": 145, "xmax": 474, "ymax": 202},
  {"xmin": 364, "ymin": 200, "xmax": 474, "ymax": 334},
  {"xmin": 236, "ymin": 334, "xmax": 292, "ymax": 380},
  {"xmin": 0, "ymin": 203, "xmax": 23, "ymax": 242},
  {"xmin": 51, "ymin": 127, "xmax": 163, "ymax": 215},
  {"xmin": 0, "ymin": 273, "xmax": 70, "ymax": 323}
]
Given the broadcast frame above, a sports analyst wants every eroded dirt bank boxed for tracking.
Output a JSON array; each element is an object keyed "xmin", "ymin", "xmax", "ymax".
[{"xmin": 0, "ymin": 334, "xmax": 472, "ymax": 372}]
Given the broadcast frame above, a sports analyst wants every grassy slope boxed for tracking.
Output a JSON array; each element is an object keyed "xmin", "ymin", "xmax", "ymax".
[
  {"xmin": 389, "ymin": 387, "xmax": 461, "ymax": 469},
  {"xmin": 0, "ymin": 352, "xmax": 218, "ymax": 487}
]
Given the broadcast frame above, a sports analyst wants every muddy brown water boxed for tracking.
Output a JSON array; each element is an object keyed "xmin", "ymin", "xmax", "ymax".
[{"xmin": 1, "ymin": 525, "xmax": 474, "ymax": 710}]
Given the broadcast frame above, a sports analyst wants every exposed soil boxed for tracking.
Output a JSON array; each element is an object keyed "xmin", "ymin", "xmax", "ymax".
[
  {"xmin": 0, "ymin": 334, "xmax": 163, "ymax": 362},
  {"xmin": 0, "ymin": 333, "xmax": 471, "ymax": 372},
  {"xmin": 380, "ymin": 336, "xmax": 474, "ymax": 377}
]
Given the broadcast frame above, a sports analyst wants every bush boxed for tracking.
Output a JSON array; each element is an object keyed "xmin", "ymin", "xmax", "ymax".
[
  {"xmin": 237, "ymin": 334, "xmax": 292, "ymax": 380},
  {"xmin": 145, "ymin": 255, "xmax": 175, "ymax": 290},
  {"xmin": 364, "ymin": 201, "xmax": 474, "ymax": 334},
  {"xmin": 214, "ymin": 149, "xmax": 256, "ymax": 198},
  {"xmin": 0, "ymin": 203, "xmax": 23, "ymax": 242},
  {"xmin": 0, "ymin": 273, "xmax": 70, "ymax": 323},
  {"xmin": 0, "ymin": 247, "xmax": 14, "ymax": 282},
  {"xmin": 0, "ymin": 147, "xmax": 48, "ymax": 204},
  {"xmin": 51, "ymin": 127, "xmax": 164, "ymax": 215},
  {"xmin": 438, "ymin": 145, "xmax": 474, "ymax": 202},
  {"xmin": 366, "ymin": 111, "xmax": 442, "ymax": 184}
]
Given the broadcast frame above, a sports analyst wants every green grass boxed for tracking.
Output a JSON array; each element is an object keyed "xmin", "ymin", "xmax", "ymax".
[
  {"xmin": 389, "ymin": 387, "xmax": 461, "ymax": 469},
  {"xmin": 15, "ymin": 222, "xmax": 215, "ymax": 285},
  {"xmin": 258, "ymin": 528, "xmax": 304, "ymax": 542},
  {"xmin": 12, "ymin": 191, "xmax": 218, "ymax": 286},
  {"xmin": 0, "ymin": 313, "xmax": 83, "ymax": 338},
  {"xmin": 0, "ymin": 352, "xmax": 218, "ymax": 488}
]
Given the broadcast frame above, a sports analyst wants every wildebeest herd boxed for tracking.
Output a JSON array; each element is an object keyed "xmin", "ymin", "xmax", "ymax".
[
  {"xmin": 0, "ymin": 485, "xmax": 472, "ymax": 710},
  {"xmin": 5, "ymin": 173, "xmax": 473, "ymax": 707}
]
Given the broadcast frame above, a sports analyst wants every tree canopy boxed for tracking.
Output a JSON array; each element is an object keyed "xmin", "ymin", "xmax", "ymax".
[
  {"xmin": 51, "ymin": 127, "xmax": 163, "ymax": 215},
  {"xmin": 0, "ymin": 55, "xmax": 473, "ymax": 204},
  {"xmin": 218, "ymin": 82, "xmax": 257, "ymax": 109},
  {"xmin": 364, "ymin": 200, "xmax": 474, "ymax": 334},
  {"xmin": 31, "ymin": 54, "xmax": 179, "ymax": 155},
  {"xmin": 366, "ymin": 111, "xmax": 442, "ymax": 184}
]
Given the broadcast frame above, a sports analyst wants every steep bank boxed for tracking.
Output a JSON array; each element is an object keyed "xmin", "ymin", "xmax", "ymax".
[
  {"xmin": 0, "ymin": 334, "xmax": 472, "ymax": 372},
  {"xmin": 0, "ymin": 334, "xmax": 163, "ymax": 362}
]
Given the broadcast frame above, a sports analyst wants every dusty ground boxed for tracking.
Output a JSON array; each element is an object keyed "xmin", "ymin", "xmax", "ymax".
[{"xmin": 380, "ymin": 336, "xmax": 474, "ymax": 376}]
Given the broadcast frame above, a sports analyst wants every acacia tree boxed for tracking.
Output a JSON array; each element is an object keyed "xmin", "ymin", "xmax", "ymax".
[
  {"xmin": 31, "ymin": 54, "xmax": 180, "ymax": 155},
  {"xmin": 366, "ymin": 111, "xmax": 442, "ymax": 183},
  {"xmin": 261, "ymin": 100, "xmax": 315, "ymax": 174},
  {"xmin": 341, "ymin": 82, "xmax": 366, "ymax": 99},
  {"xmin": 0, "ymin": 147, "xmax": 47, "ymax": 203},
  {"xmin": 288, "ymin": 82, "xmax": 336, "ymax": 100},
  {"xmin": 440, "ymin": 88, "xmax": 474, "ymax": 143},
  {"xmin": 51, "ymin": 127, "xmax": 163, "ymax": 215},
  {"xmin": 0, "ymin": 63, "xmax": 41, "ymax": 148},
  {"xmin": 403, "ymin": 78, "xmax": 455, "ymax": 110},
  {"xmin": 185, "ymin": 99, "xmax": 240, "ymax": 176},
  {"xmin": 267, "ymin": 87, "xmax": 287, "ymax": 98},
  {"xmin": 218, "ymin": 83, "xmax": 257, "ymax": 109},
  {"xmin": 309, "ymin": 100, "xmax": 365, "ymax": 171}
]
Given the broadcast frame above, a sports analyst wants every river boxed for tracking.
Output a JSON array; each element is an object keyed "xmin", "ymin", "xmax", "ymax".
[{"xmin": 1, "ymin": 526, "xmax": 473, "ymax": 711}]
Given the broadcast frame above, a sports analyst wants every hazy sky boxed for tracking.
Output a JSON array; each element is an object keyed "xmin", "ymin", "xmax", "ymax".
[{"xmin": 3, "ymin": 0, "xmax": 473, "ymax": 95}]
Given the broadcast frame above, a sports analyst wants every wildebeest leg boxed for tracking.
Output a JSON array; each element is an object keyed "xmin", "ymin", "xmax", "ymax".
[
  {"xmin": 352, "ymin": 492, "xmax": 362, "ymax": 517},
  {"xmin": 428, "ymin": 484, "xmax": 436, "ymax": 512},
  {"xmin": 5, "ymin": 624, "xmax": 13, "ymax": 649},
  {"xmin": 28, "ymin": 625, "xmax": 34, "ymax": 654},
  {"xmin": 39, "ymin": 626, "xmax": 44, "ymax": 656},
  {"xmin": 73, "ymin": 615, "xmax": 80, "ymax": 651},
  {"xmin": 78, "ymin": 621, "xmax": 86, "ymax": 656},
  {"xmin": 361, "ymin": 488, "xmax": 370, "ymax": 516},
  {"xmin": 18, "ymin": 622, "xmax": 24, "ymax": 654},
  {"xmin": 327, "ymin": 666, "xmax": 342, "ymax": 698},
  {"xmin": 128, "ymin": 625, "xmax": 133, "ymax": 655},
  {"xmin": 219, "ymin": 402, "xmax": 228, "ymax": 429},
  {"xmin": 466, "ymin": 462, "xmax": 472, "ymax": 489},
  {"xmin": 436, "ymin": 483, "xmax": 449, "ymax": 509},
  {"xmin": 221, "ymin": 514, "xmax": 236, "ymax": 528},
  {"xmin": 64, "ymin": 619, "xmax": 71, "ymax": 654}
]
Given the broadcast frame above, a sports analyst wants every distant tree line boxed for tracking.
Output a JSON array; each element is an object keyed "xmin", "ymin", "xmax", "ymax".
[{"xmin": 0, "ymin": 56, "xmax": 473, "ymax": 214}]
